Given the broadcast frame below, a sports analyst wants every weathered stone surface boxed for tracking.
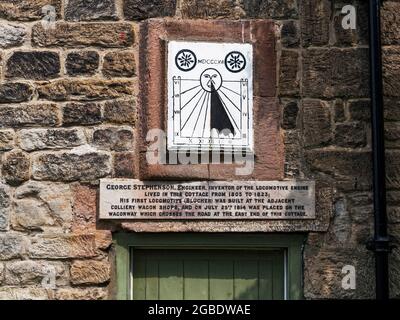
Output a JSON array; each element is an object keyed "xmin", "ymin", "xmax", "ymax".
[
  {"xmin": 383, "ymin": 47, "xmax": 400, "ymax": 97},
  {"xmin": 305, "ymin": 150, "xmax": 372, "ymax": 191},
  {"xmin": 385, "ymin": 122, "xmax": 400, "ymax": 149},
  {"xmin": 70, "ymin": 260, "xmax": 110, "ymax": 285},
  {"xmin": 103, "ymin": 51, "xmax": 135, "ymax": 77},
  {"xmin": 333, "ymin": 100, "xmax": 345, "ymax": 123},
  {"xmin": 13, "ymin": 181, "xmax": 73, "ymax": 231},
  {"xmin": 0, "ymin": 103, "xmax": 60, "ymax": 128},
  {"xmin": 0, "ymin": 0, "xmax": 61, "ymax": 21},
  {"xmin": 283, "ymin": 130, "xmax": 301, "ymax": 178},
  {"xmin": 124, "ymin": 0, "xmax": 177, "ymax": 20},
  {"xmin": 0, "ymin": 24, "xmax": 26, "ymax": 48},
  {"xmin": 0, "ymin": 234, "xmax": 26, "ymax": 260},
  {"xmin": 0, "ymin": 287, "xmax": 48, "ymax": 300},
  {"xmin": 382, "ymin": 2, "xmax": 400, "ymax": 45},
  {"xmin": 6, "ymin": 51, "xmax": 60, "ymax": 80},
  {"xmin": 304, "ymin": 244, "xmax": 374, "ymax": 299},
  {"xmin": 0, "ymin": 263, "xmax": 3, "ymax": 283},
  {"xmin": 303, "ymin": 48, "xmax": 370, "ymax": 98},
  {"xmin": 0, "ymin": 130, "xmax": 14, "ymax": 151},
  {"xmin": 63, "ymin": 102, "xmax": 102, "ymax": 126},
  {"xmin": 279, "ymin": 50, "xmax": 299, "ymax": 96},
  {"xmin": 113, "ymin": 152, "xmax": 135, "ymax": 178},
  {"xmin": 280, "ymin": 20, "xmax": 299, "ymax": 48},
  {"xmin": 32, "ymin": 149, "xmax": 111, "ymax": 182},
  {"xmin": 92, "ymin": 127, "xmax": 134, "ymax": 151},
  {"xmin": 28, "ymin": 234, "xmax": 97, "ymax": 259},
  {"xmin": 32, "ymin": 23, "xmax": 134, "ymax": 48},
  {"xmin": 71, "ymin": 184, "xmax": 97, "ymax": 230},
  {"xmin": 4, "ymin": 260, "xmax": 67, "ymax": 285},
  {"xmin": 385, "ymin": 98, "xmax": 400, "ymax": 121},
  {"xmin": 0, "ymin": 182, "xmax": 11, "ymax": 231},
  {"xmin": 103, "ymin": 99, "xmax": 136, "ymax": 124},
  {"xmin": 95, "ymin": 230, "xmax": 113, "ymax": 250},
  {"xmin": 1, "ymin": 150, "xmax": 30, "ymax": 185},
  {"xmin": 38, "ymin": 79, "xmax": 136, "ymax": 101},
  {"xmin": 0, "ymin": 83, "xmax": 33, "ymax": 104},
  {"xmin": 18, "ymin": 128, "xmax": 86, "ymax": 151},
  {"xmin": 245, "ymin": 0, "xmax": 298, "ymax": 19},
  {"xmin": 65, "ymin": 0, "xmax": 117, "ymax": 21},
  {"xmin": 181, "ymin": 0, "xmax": 244, "ymax": 19},
  {"xmin": 281, "ymin": 101, "xmax": 298, "ymax": 129},
  {"xmin": 334, "ymin": 122, "xmax": 367, "ymax": 148},
  {"xmin": 348, "ymin": 99, "xmax": 370, "ymax": 121},
  {"xmin": 386, "ymin": 151, "xmax": 400, "ymax": 189},
  {"xmin": 390, "ymin": 247, "xmax": 400, "ymax": 298},
  {"xmin": 55, "ymin": 287, "xmax": 107, "ymax": 300},
  {"xmin": 66, "ymin": 51, "xmax": 99, "ymax": 76},
  {"xmin": 300, "ymin": 0, "xmax": 330, "ymax": 46},
  {"xmin": 302, "ymin": 99, "xmax": 332, "ymax": 147}
]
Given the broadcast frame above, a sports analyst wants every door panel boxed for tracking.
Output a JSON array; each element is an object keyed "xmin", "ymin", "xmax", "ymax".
[{"xmin": 131, "ymin": 249, "xmax": 284, "ymax": 300}]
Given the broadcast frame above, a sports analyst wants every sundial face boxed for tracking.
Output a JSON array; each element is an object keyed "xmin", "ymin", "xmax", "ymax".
[{"xmin": 167, "ymin": 41, "xmax": 254, "ymax": 152}]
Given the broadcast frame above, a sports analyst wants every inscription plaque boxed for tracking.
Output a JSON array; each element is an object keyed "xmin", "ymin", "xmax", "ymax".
[{"xmin": 99, "ymin": 179, "xmax": 315, "ymax": 220}]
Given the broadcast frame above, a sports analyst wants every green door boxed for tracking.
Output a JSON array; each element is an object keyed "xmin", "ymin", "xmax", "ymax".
[{"xmin": 131, "ymin": 249, "xmax": 285, "ymax": 300}]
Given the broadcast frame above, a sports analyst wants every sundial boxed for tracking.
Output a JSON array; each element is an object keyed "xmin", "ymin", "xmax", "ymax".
[{"xmin": 167, "ymin": 41, "xmax": 254, "ymax": 152}]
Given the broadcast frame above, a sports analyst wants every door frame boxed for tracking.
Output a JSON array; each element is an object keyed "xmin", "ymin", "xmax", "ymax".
[{"xmin": 114, "ymin": 233, "xmax": 305, "ymax": 300}]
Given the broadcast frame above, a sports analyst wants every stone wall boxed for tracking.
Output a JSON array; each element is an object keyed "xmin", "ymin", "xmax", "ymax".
[{"xmin": 0, "ymin": 0, "xmax": 398, "ymax": 299}]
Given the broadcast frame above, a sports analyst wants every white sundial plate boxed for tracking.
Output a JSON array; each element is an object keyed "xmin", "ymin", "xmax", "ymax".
[{"xmin": 167, "ymin": 41, "xmax": 254, "ymax": 152}]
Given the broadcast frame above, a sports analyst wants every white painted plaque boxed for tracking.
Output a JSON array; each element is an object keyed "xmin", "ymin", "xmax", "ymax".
[
  {"xmin": 167, "ymin": 41, "xmax": 254, "ymax": 151},
  {"xmin": 99, "ymin": 179, "xmax": 315, "ymax": 220}
]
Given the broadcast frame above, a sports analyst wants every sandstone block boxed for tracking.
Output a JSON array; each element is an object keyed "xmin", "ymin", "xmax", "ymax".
[
  {"xmin": 113, "ymin": 152, "xmax": 136, "ymax": 178},
  {"xmin": 18, "ymin": 128, "xmax": 86, "ymax": 151},
  {"xmin": 103, "ymin": 99, "xmax": 136, "ymax": 124},
  {"xmin": 1, "ymin": 150, "xmax": 30, "ymax": 185},
  {"xmin": 0, "ymin": 24, "xmax": 26, "ymax": 48},
  {"xmin": 13, "ymin": 181, "xmax": 73, "ymax": 231},
  {"xmin": 124, "ymin": 0, "xmax": 176, "ymax": 20},
  {"xmin": 279, "ymin": 50, "xmax": 299, "ymax": 96},
  {"xmin": 4, "ymin": 260, "xmax": 67, "ymax": 286},
  {"xmin": 103, "ymin": 51, "xmax": 135, "ymax": 77},
  {"xmin": 0, "ymin": 83, "xmax": 33, "ymax": 104},
  {"xmin": 6, "ymin": 51, "xmax": 60, "ymax": 80},
  {"xmin": 0, "ymin": 0, "xmax": 61, "ymax": 21},
  {"xmin": 334, "ymin": 122, "xmax": 367, "ymax": 148},
  {"xmin": 65, "ymin": 0, "xmax": 117, "ymax": 21},
  {"xmin": 54, "ymin": 287, "xmax": 107, "ymax": 300},
  {"xmin": 300, "ymin": 0, "xmax": 330, "ymax": 46},
  {"xmin": 0, "ymin": 234, "xmax": 26, "ymax": 260},
  {"xmin": 0, "ymin": 103, "xmax": 60, "ymax": 128},
  {"xmin": 28, "ymin": 234, "xmax": 97, "ymax": 259},
  {"xmin": 0, "ymin": 182, "xmax": 11, "ymax": 231},
  {"xmin": 92, "ymin": 127, "xmax": 134, "ymax": 151},
  {"xmin": 66, "ymin": 51, "xmax": 99, "ymax": 76},
  {"xmin": 38, "ymin": 79, "xmax": 135, "ymax": 101},
  {"xmin": 32, "ymin": 149, "xmax": 111, "ymax": 182},
  {"xmin": 32, "ymin": 22, "xmax": 134, "ymax": 48},
  {"xmin": 0, "ymin": 130, "xmax": 14, "ymax": 151},
  {"xmin": 303, "ymin": 48, "xmax": 369, "ymax": 98},
  {"xmin": 245, "ymin": 0, "xmax": 298, "ymax": 19},
  {"xmin": 302, "ymin": 99, "xmax": 332, "ymax": 147},
  {"xmin": 70, "ymin": 260, "xmax": 110, "ymax": 285}
]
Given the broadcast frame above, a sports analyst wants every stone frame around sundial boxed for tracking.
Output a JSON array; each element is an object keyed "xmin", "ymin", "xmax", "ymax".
[{"xmin": 137, "ymin": 19, "xmax": 283, "ymax": 181}]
